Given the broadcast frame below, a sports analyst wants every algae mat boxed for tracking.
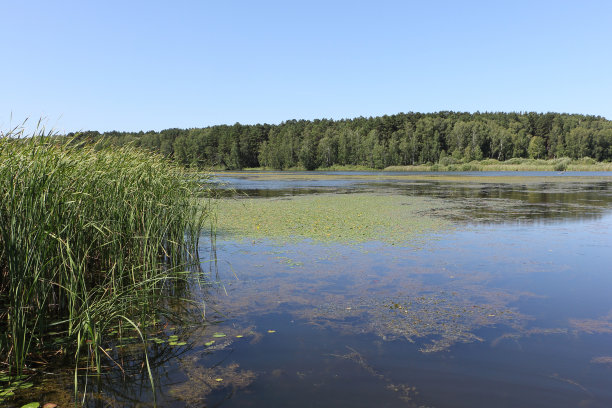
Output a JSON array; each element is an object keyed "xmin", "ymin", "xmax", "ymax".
[{"xmin": 215, "ymin": 193, "xmax": 454, "ymax": 245}]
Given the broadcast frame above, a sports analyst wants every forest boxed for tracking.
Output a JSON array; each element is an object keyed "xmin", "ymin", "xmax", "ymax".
[{"xmin": 70, "ymin": 112, "xmax": 612, "ymax": 170}]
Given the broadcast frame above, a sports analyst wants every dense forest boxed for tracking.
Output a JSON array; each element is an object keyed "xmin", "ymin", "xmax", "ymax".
[{"xmin": 71, "ymin": 112, "xmax": 612, "ymax": 170}]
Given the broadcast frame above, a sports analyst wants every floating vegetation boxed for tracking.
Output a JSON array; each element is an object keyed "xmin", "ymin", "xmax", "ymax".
[
  {"xmin": 170, "ymin": 358, "xmax": 256, "ymax": 407},
  {"xmin": 0, "ymin": 375, "xmax": 35, "ymax": 404},
  {"xmin": 204, "ymin": 235, "xmax": 531, "ymax": 354},
  {"xmin": 301, "ymin": 293, "xmax": 523, "ymax": 353},
  {"xmin": 570, "ymin": 310, "xmax": 612, "ymax": 334},
  {"xmin": 490, "ymin": 327, "xmax": 568, "ymax": 348},
  {"xmin": 591, "ymin": 356, "xmax": 612, "ymax": 366},
  {"xmin": 216, "ymin": 193, "xmax": 454, "ymax": 245},
  {"xmin": 330, "ymin": 346, "xmax": 430, "ymax": 407}
]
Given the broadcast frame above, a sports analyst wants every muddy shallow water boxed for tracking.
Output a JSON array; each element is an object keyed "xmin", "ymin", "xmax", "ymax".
[{"xmin": 14, "ymin": 172, "xmax": 612, "ymax": 408}]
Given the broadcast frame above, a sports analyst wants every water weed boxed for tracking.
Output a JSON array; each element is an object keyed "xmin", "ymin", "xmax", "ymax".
[{"xmin": 216, "ymin": 194, "xmax": 452, "ymax": 245}]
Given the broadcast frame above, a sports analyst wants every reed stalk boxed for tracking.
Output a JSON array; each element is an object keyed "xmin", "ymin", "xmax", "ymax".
[{"xmin": 0, "ymin": 127, "xmax": 209, "ymax": 385}]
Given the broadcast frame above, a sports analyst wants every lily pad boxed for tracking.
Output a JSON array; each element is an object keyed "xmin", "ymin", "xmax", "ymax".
[
  {"xmin": 216, "ymin": 194, "xmax": 453, "ymax": 245},
  {"xmin": 213, "ymin": 333, "xmax": 226, "ymax": 338}
]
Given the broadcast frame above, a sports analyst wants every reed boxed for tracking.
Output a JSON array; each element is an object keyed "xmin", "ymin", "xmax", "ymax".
[
  {"xmin": 385, "ymin": 157, "xmax": 612, "ymax": 172},
  {"xmin": 0, "ymin": 127, "xmax": 210, "ymax": 381}
]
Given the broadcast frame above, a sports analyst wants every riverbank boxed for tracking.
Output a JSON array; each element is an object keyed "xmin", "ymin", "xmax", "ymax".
[
  {"xmin": 232, "ymin": 157, "xmax": 612, "ymax": 172},
  {"xmin": 385, "ymin": 157, "xmax": 612, "ymax": 172}
]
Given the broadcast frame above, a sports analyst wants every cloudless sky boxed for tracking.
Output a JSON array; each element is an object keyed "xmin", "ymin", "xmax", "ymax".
[{"xmin": 1, "ymin": 1, "xmax": 611, "ymax": 133}]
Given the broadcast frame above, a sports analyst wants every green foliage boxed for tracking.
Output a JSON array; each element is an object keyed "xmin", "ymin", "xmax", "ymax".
[
  {"xmin": 528, "ymin": 136, "xmax": 547, "ymax": 159},
  {"xmin": 70, "ymin": 112, "xmax": 612, "ymax": 170},
  {"xmin": 386, "ymin": 157, "xmax": 612, "ymax": 172},
  {"xmin": 0, "ymin": 131, "xmax": 209, "ymax": 381},
  {"xmin": 553, "ymin": 157, "xmax": 571, "ymax": 171},
  {"xmin": 298, "ymin": 133, "xmax": 319, "ymax": 170}
]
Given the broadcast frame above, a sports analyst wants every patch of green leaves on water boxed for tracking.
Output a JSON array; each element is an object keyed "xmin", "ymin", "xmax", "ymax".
[
  {"xmin": 216, "ymin": 193, "xmax": 453, "ymax": 245},
  {"xmin": 0, "ymin": 375, "xmax": 35, "ymax": 404}
]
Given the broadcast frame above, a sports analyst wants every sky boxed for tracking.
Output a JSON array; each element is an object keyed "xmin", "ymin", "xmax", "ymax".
[{"xmin": 1, "ymin": 0, "xmax": 612, "ymax": 133}]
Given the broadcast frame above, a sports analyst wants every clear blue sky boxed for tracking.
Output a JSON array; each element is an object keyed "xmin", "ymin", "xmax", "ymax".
[{"xmin": 2, "ymin": 1, "xmax": 611, "ymax": 133}]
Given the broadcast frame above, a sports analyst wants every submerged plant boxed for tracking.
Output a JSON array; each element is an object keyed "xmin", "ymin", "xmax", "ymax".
[{"xmin": 0, "ymin": 125, "xmax": 210, "ymax": 397}]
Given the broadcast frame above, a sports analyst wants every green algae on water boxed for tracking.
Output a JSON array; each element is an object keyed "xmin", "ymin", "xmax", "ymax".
[{"xmin": 216, "ymin": 193, "xmax": 453, "ymax": 245}]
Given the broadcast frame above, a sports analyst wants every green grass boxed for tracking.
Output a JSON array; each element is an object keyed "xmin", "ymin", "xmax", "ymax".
[{"xmin": 0, "ymin": 130, "xmax": 210, "ymax": 386}]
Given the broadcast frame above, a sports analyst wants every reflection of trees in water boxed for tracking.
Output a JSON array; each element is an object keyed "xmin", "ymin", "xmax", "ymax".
[
  {"xmin": 375, "ymin": 181, "xmax": 612, "ymax": 224},
  {"xmin": 74, "ymin": 178, "xmax": 612, "ymax": 406},
  {"xmin": 232, "ymin": 180, "xmax": 612, "ymax": 224}
]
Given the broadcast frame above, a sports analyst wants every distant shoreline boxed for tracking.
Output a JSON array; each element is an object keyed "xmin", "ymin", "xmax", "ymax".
[{"xmin": 224, "ymin": 158, "xmax": 612, "ymax": 173}]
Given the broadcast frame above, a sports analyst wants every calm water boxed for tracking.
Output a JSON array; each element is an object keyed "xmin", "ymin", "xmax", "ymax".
[{"xmin": 25, "ymin": 172, "xmax": 612, "ymax": 408}]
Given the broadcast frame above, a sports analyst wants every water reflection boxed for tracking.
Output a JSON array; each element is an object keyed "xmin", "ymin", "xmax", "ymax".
[
  {"xmin": 18, "ymin": 172, "xmax": 612, "ymax": 408},
  {"xmin": 219, "ymin": 172, "xmax": 612, "ymax": 224}
]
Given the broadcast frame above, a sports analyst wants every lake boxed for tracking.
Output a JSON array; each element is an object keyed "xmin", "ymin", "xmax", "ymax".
[{"xmin": 21, "ymin": 171, "xmax": 612, "ymax": 407}]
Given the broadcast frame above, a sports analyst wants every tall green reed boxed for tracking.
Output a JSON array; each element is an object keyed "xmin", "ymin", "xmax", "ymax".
[{"xmin": 0, "ymin": 127, "xmax": 210, "ymax": 383}]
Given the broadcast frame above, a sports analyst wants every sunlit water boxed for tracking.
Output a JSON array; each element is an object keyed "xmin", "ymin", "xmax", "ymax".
[{"xmin": 20, "ymin": 172, "xmax": 612, "ymax": 408}]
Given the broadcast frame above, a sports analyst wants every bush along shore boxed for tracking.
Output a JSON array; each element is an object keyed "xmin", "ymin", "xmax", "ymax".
[
  {"xmin": 384, "ymin": 156, "xmax": 612, "ymax": 172},
  {"xmin": 221, "ymin": 157, "xmax": 612, "ymax": 173},
  {"xmin": 0, "ymin": 131, "xmax": 210, "ymax": 398}
]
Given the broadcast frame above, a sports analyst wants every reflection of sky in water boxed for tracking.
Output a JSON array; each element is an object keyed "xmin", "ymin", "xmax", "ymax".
[
  {"xmin": 206, "ymin": 211, "xmax": 612, "ymax": 330},
  {"xmin": 192, "ymin": 175, "xmax": 612, "ymax": 407},
  {"xmin": 214, "ymin": 172, "xmax": 612, "ymax": 225},
  {"xmin": 70, "ymin": 174, "xmax": 612, "ymax": 408},
  {"xmin": 190, "ymin": 205, "xmax": 612, "ymax": 407}
]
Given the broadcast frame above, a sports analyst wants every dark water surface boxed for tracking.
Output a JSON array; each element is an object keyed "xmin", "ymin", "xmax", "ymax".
[{"xmin": 25, "ymin": 172, "xmax": 612, "ymax": 407}]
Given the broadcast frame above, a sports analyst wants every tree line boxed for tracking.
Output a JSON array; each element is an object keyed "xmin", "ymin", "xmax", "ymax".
[{"xmin": 70, "ymin": 111, "xmax": 612, "ymax": 170}]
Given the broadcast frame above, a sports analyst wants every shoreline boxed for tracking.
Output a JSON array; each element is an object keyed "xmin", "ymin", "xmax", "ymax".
[{"xmin": 217, "ymin": 159, "xmax": 612, "ymax": 173}]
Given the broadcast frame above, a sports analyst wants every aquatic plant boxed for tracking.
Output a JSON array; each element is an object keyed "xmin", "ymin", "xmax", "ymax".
[
  {"xmin": 0, "ymin": 127, "xmax": 210, "ymax": 387},
  {"xmin": 216, "ymin": 193, "xmax": 453, "ymax": 245}
]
